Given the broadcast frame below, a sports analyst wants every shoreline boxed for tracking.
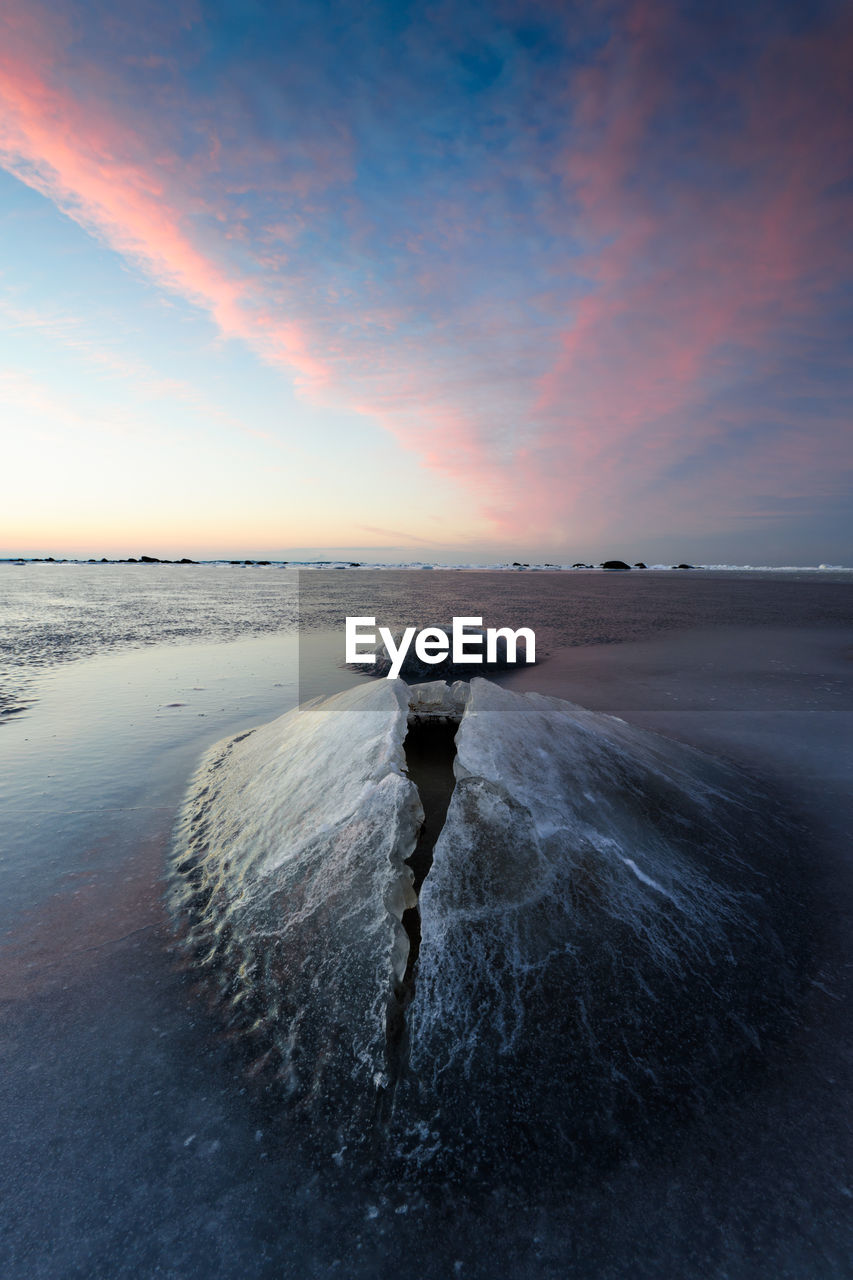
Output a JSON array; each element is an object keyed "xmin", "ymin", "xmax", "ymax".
[{"xmin": 2, "ymin": 559, "xmax": 853, "ymax": 573}]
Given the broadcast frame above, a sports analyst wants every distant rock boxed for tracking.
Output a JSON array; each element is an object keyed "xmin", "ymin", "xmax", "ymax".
[
  {"xmin": 673, "ymin": 563, "xmax": 696, "ymax": 570},
  {"xmin": 178, "ymin": 557, "xmax": 196, "ymax": 564},
  {"xmin": 634, "ymin": 562, "xmax": 647, "ymax": 569},
  {"xmin": 572, "ymin": 562, "xmax": 592, "ymax": 569},
  {"xmin": 601, "ymin": 560, "xmax": 631, "ymax": 570},
  {"xmin": 139, "ymin": 555, "xmax": 160, "ymax": 563}
]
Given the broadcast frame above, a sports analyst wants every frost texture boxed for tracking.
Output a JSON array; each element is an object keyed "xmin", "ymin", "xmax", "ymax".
[
  {"xmin": 169, "ymin": 680, "xmax": 421, "ymax": 1144},
  {"xmin": 404, "ymin": 679, "xmax": 794, "ymax": 1171}
]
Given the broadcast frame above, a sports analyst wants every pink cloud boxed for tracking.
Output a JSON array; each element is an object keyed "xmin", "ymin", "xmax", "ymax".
[
  {"xmin": 493, "ymin": 3, "xmax": 853, "ymax": 541},
  {"xmin": 0, "ymin": 3, "xmax": 332, "ymax": 390}
]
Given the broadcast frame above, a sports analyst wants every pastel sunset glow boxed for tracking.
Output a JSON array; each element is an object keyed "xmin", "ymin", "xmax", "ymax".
[{"xmin": 1, "ymin": 0, "xmax": 850, "ymax": 562}]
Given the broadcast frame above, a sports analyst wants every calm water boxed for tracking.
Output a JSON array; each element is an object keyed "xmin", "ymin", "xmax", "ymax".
[{"xmin": 1, "ymin": 566, "xmax": 852, "ymax": 1278}]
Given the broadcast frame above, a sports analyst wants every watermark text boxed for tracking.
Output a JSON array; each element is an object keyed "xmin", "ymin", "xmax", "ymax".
[{"xmin": 345, "ymin": 616, "xmax": 536, "ymax": 679}]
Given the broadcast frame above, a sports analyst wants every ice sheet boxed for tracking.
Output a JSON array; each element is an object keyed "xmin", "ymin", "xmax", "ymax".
[
  {"xmin": 169, "ymin": 679, "xmax": 422, "ymax": 1149},
  {"xmin": 403, "ymin": 678, "xmax": 799, "ymax": 1171}
]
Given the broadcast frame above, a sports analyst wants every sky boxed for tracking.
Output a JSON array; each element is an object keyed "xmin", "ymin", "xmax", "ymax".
[{"xmin": 0, "ymin": 0, "xmax": 850, "ymax": 564}]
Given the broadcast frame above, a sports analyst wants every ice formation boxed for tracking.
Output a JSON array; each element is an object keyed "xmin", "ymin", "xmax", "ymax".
[
  {"xmin": 401, "ymin": 680, "xmax": 794, "ymax": 1172},
  {"xmin": 170, "ymin": 677, "xmax": 797, "ymax": 1173},
  {"xmin": 405, "ymin": 679, "xmax": 469, "ymax": 722},
  {"xmin": 169, "ymin": 679, "xmax": 421, "ymax": 1141}
]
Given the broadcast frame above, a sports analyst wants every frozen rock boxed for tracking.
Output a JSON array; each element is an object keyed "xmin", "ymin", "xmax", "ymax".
[
  {"xmin": 402, "ymin": 679, "xmax": 798, "ymax": 1173},
  {"xmin": 169, "ymin": 680, "xmax": 421, "ymax": 1146},
  {"xmin": 170, "ymin": 677, "xmax": 800, "ymax": 1179}
]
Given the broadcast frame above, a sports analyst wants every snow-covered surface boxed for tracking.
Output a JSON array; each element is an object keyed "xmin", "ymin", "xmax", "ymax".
[{"xmin": 169, "ymin": 679, "xmax": 422, "ymax": 1144}]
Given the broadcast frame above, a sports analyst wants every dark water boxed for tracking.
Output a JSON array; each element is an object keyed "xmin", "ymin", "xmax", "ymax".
[{"xmin": 1, "ymin": 566, "xmax": 852, "ymax": 1278}]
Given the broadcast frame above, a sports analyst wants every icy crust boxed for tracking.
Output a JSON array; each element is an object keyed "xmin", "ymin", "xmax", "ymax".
[
  {"xmin": 169, "ymin": 680, "xmax": 422, "ymax": 1145},
  {"xmin": 403, "ymin": 678, "xmax": 796, "ymax": 1173}
]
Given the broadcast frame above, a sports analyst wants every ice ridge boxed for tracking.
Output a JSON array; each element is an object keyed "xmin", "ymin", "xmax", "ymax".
[{"xmin": 169, "ymin": 677, "xmax": 800, "ymax": 1176}]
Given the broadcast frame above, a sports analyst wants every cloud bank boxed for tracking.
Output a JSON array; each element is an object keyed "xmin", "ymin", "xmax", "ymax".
[{"xmin": 1, "ymin": 0, "xmax": 850, "ymax": 553}]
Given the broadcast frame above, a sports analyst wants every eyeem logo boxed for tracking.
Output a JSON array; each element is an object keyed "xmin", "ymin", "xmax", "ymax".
[{"xmin": 345, "ymin": 616, "xmax": 536, "ymax": 680}]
